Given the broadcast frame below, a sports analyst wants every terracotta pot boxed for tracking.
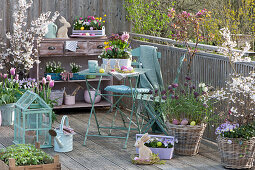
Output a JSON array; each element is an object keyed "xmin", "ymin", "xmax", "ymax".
[
  {"xmin": 65, "ymin": 95, "xmax": 75, "ymax": 105},
  {"xmin": 84, "ymin": 90, "xmax": 101, "ymax": 104}
]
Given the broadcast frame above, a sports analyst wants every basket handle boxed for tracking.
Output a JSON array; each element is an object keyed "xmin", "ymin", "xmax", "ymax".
[{"xmin": 60, "ymin": 115, "xmax": 69, "ymax": 133}]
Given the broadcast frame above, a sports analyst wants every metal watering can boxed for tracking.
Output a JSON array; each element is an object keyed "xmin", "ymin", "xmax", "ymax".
[
  {"xmin": 54, "ymin": 115, "xmax": 74, "ymax": 152},
  {"xmin": 45, "ymin": 23, "xmax": 58, "ymax": 38}
]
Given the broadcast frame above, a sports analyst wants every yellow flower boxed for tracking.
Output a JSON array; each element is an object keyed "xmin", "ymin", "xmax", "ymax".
[
  {"xmin": 95, "ymin": 17, "xmax": 99, "ymax": 20},
  {"xmin": 99, "ymin": 17, "xmax": 102, "ymax": 20},
  {"xmin": 104, "ymin": 41, "xmax": 109, "ymax": 45},
  {"xmin": 103, "ymin": 21, "xmax": 105, "ymax": 23},
  {"xmin": 105, "ymin": 45, "xmax": 110, "ymax": 49},
  {"xmin": 104, "ymin": 14, "xmax": 107, "ymax": 17},
  {"xmin": 80, "ymin": 27, "xmax": 85, "ymax": 30}
]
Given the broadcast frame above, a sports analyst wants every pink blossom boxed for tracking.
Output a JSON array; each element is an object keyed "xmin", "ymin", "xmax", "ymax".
[
  {"xmin": 121, "ymin": 32, "xmax": 129, "ymax": 42},
  {"xmin": 90, "ymin": 34, "xmax": 96, "ymax": 36},
  {"xmin": 42, "ymin": 77, "xmax": 46, "ymax": 85},
  {"xmin": 0, "ymin": 73, "xmax": 2, "ymax": 78},
  {"xmin": 3, "ymin": 74, "xmax": 8, "ymax": 79},
  {"xmin": 10, "ymin": 68, "xmax": 16, "ymax": 75},
  {"xmin": 90, "ymin": 27, "xmax": 93, "ymax": 30},
  {"xmin": 106, "ymin": 47, "xmax": 112, "ymax": 52},
  {"xmin": 15, "ymin": 74, "xmax": 19, "ymax": 80},
  {"xmin": 88, "ymin": 20, "xmax": 91, "ymax": 22},
  {"xmin": 49, "ymin": 80, "xmax": 54, "ymax": 88},
  {"xmin": 46, "ymin": 75, "xmax": 51, "ymax": 81},
  {"xmin": 79, "ymin": 17, "xmax": 83, "ymax": 20},
  {"xmin": 99, "ymin": 23, "xmax": 101, "ymax": 26},
  {"xmin": 91, "ymin": 16, "xmax": 95, "ymax": 20}
]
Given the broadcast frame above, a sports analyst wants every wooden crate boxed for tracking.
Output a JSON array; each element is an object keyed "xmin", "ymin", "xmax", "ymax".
[
  {"xmin": 0, "ymin": 143, "xmax": 61, "ymax": 170},
  {"xmin": 72, "ymin": 26, "xmax": 105, "ymax": 36}
]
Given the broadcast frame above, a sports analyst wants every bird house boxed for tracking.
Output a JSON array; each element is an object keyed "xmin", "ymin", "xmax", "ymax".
[{"xmin": 14, "ymin": 90, "xmax": 52, "ymax": 148}]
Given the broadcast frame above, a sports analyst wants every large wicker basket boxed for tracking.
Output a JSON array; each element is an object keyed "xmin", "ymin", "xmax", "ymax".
[
  {"xmin": 217, "ymin": 136, "xmax": 255, "ymax": 169},
  {"xmin": 166, "ymin": 121, "xmax": 206, "ymax": 156}
]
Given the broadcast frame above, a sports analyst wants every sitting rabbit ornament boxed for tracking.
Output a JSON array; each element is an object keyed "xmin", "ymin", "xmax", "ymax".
[
  {"xmin": 135, "ymin": 133, "xmax": 152, "ymax": 160},
  {"xmin": 57, "ymin": 16, "xmax": 70, "ymax": 38}
]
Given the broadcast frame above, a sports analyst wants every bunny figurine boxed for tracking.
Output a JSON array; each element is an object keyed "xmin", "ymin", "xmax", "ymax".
[
  {"xmin": 57, "ymin": 16, "xmax": 71, "ymax": 38},
  {"xmin": 135, "ymin": 133, "xmax": 152, "ymax": 160}
]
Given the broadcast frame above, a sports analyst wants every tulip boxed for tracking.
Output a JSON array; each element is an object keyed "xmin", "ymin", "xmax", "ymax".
[
  {"xmin": 46, "ymin": 75, "xmax": 51, "ymax": 81},
  {"xmin": 181, "ymin": 119, "xmax": 189, "ymax": 125},
  {"xmin": 172, "ymin": 83, "xmax": 178, "ymax": 88},
  {"xmin": 42, "ymin": 77, "xmax": 46, "ymax": 85},
  {"xmin": 15, "ymin": 74, "xmax": 19, "ymax": 81},
  {"xmin": 10, "ymin": 68, "xmax": 16, "ymax": 75},
  {"xmin": 3, "ymin": 74, "xmax": 8, "ymax": 79},
  {"xmin": 49, "ymin": 80, "xmax": 54, "ymax": 88}
]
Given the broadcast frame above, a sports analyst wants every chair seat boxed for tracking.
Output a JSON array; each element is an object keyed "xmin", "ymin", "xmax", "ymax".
[{"xmin": 104, "ymin": 85, "xmax": 150, "ymax": 94}]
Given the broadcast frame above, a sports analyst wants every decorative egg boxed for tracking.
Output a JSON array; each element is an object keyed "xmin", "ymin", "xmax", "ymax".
[
  {"xmin": 85, "ymin": 33, "xmax": 90, "ymax": 36},
  {"xmin": 181, "ymin": 119, "xmax": 189, "ymax": 125},
  {"xmin": 122, "ymin": 69, "xmax": 128, "ymax": 72},
  {"xmin": 190, "ymin": 121, "xmax": 196, "ymax": 126},
  {"xmin": 90, "ymin": 33, "xmax": 96, "ymax": 36},
  {"xmin": 157, "ymin": 142, "xmax": 162, "ymax": 147},
  {"xmin": 127, "ymin": 67, "xmax": 133, "ymax": 71},
  {"xmin": 111, "ymin": 69, "xmax": 115, "ymax": 72},
  {"xmin": 121, "ymin": 66, "xmax": 128, "ymax": 70},
  {"xmin": 172, "ymin": 119, "xmax": 179, "ymax": 125}
]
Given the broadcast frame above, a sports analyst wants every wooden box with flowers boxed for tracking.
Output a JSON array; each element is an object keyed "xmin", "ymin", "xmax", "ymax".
[
  {"xmin": 72, "ymin": 15, "xmax": 106, "ymax": 36},
  {"xmin": 136, "ymin": 134, "xmax": 175, "ymax": 160},
  {"xmin": 154, "ymin": 77, "xmax": 214, "ymax": 156}
]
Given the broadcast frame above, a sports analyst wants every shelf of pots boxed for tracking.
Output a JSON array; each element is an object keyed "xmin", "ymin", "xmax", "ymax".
[
  {"xmin": 206, "ymin": 72, "xmax": 255, "ymax": 169},
  {"xmin": 153, "ymin": 77, "xmax": 215, "ymax": 156}
]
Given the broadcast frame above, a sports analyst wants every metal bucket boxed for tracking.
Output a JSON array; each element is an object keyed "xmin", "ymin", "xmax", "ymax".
[
  {"xmin": 54, "ymin": 115, "xmax": 73, "ymax": 152},
  {"xmin": 0, "ymin": 103, "xmax": 15, "ymax": 126}
]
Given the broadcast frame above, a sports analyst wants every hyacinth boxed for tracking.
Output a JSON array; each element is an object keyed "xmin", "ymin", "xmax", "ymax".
[
  {"xmin": 219, "ymin": 27, "xmax": 251, "ymax": 63},
  {"xmin": 215, "ymin": 122, "xmax": 239, "ymax": 135},
  {"xmin": 0, "ymin": 0, "xmax": 59, "ymax": 74}
]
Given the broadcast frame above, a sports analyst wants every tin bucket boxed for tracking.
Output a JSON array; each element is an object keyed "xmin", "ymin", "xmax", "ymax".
[{"xmin": 54, "ymin": 115, "xmax": 73, "ymax": 152}]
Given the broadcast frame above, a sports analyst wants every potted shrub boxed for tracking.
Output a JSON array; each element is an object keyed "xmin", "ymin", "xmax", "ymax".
[
  {"xmin": 45, "ymin": 61, "xmax": 64, "ymax": 81},
  {"xmin": 98, "ymin": 32, "xmax": 132, "ymax": 70},
  {"xmin": 206, "ymin": 72, "xmax": 255, "ymax": 169},
  {"xmin": 0, "ymin": 143, "xmax": 60, "ymax": 170},
  {"xmin": 72, "ymin": 15, "xmax": 106, "ymax": 36},
  {"xmin": 154, "ymin": 78, "xmax": 214, "ymax": 156},
  {"xmin": 136, "ymin": 134, "xmax": 175, "ymax": 160},
  {"xmin": 69, "ymin": 62, "xmax": 85, "ymax": 80}
]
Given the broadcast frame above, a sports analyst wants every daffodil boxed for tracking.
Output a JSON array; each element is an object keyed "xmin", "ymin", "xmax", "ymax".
[
  {"xmin": 104, "ymin": 41, "xmax": 109, "ymax": 45},
  {"xmin": 99, "ymin": 17, "xmax": 102, "ymax": 20},
  {"xmin": 103, "ymin": 21, "xmax": 105, "ymax": 23},
  {"xmin": 104, "ymin": 14, "xmax": 107, "ymax": 17},
  {"xmin": 104, "ymin": 45, "xmax": 110, "ymax": 49},
  {"xmin": 95, "ymin": 17, "xmax": 99, "ymax": 20}
]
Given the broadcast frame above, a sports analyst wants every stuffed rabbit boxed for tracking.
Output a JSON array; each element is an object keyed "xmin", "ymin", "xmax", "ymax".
[
  {"xmin": 135, "ymin": 133, "xmax": 152, "ymax": 160},
  {"xmin": 57, "ymin": 16, "xmax": 70, "ymax": 38}
]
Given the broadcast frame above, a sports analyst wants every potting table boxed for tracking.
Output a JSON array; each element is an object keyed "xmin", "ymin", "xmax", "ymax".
[{"xmin": 78, "ymin": 68, "xmax": 149, "ymax": 148}]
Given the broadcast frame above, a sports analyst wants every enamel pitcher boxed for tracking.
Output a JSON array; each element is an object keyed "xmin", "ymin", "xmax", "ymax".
[
  {"xmin": 54, "ymin": 115, "xmax": 74, "ymax": 152},
  {"xmin": 45, "ymin": 23, "xmax": 58, "ymax": 38}
]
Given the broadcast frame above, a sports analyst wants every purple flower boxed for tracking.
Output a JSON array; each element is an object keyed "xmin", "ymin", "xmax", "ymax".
[
  {"xmin": 154, "ymin": 89, "xmax": 158, "ymax": 94},
  {"xmin": 171, "ymin": 95, "xmax": 175, "ymax": 99},
  {"xmin": 161, "ymin": 90, "xmax": 166, "ymax": 95},
  {"xmin": 15, "ymin": 74, "xmax": 19, "ymax": 81},
  {"xmin": 172, "ymin": 83, "xmax": 178, "ymax": 88},
  {"xmin": 185, "ymin": 76, "xmax": 191, "ymax": 81},
  {"xmin": 162, "ymin": 95, "xmax": 167, "ymax": 100},
  {"xmin": 3, "ymin": 74, "xmax": 8, "ymax": 79},
  {"xmin": 194, "ymin": 91, "xmax": 199, "ymax": 97},
  {"xmin": 203, "ymin": 103, "xmax": 208, "ymax": 108},
  {"xmin": 10, "ymin": 68, "xmax": 16, "ymax": 75},
  {"xmin": 175, "ymin": 95, "xmax": 179, "ymax": 100},
  {"xmin": 149, "ymin": 90, "xmax": 153, "ymax": 94},
  {"xmin": 168, "ymin": 85, "xmax": 173, "ymax": 90},
  {"xmin": 184, "ymin": 82, "xmax": 188, "ymax": 86}
]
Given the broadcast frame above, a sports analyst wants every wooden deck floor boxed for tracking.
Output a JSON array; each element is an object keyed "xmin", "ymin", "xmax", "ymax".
[{"xmin": 0, "ymin": 108, "xmax": 225, "ymax": 170}]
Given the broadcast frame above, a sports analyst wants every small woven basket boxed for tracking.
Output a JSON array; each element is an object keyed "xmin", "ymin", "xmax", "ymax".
[
  {"xmin": 166, "ymin": 121, "xmax": 206, "ymax": 156},
  {"xmin": 217, "ymin": 136, "xmax": 255, "ymax": 169},
  {"xmin": 50, "ymin": 88, "xmax": 65, "ymax": 106}
]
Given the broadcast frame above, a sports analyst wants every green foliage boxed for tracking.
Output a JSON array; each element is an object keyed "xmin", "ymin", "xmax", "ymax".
[
  {"xmin": 0, "ymin": 144, "xmax": 53, "ymax": 166},
  {"xmin": 45, "ymin": 61, "xmax": 64, "ymax": 73},
  {"xmin": 131, "ymin": 153, "xmax": 165, "ymax": 165},
  {"xmin": 70, "ymin": 63, "xmax": 82, "ymax": 73},
  {"xmin": 221, "ymin": 122, "xmax": 255, "ymax": 140},
  {"xmin": 125, "ymin": 0, "xmax": 174, "ymax": 37}
]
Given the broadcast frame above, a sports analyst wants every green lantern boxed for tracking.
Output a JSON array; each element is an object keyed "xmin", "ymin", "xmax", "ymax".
[{"xmin": 14, "ymin": 90, "xmax": 52, "ymax": 148}]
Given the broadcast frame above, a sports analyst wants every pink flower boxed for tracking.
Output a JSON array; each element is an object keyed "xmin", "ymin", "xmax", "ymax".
[
  {"xmin": 90, "ymin": 27, "xmax": 93, "ymax": 30},
  {"xmin": 3, "ymin": 74, "xmax": 8, "ymax": 79},
  {"xmin": 88, "ymin": 20, "xmax": 91, "ymax": 22},
  {"xmin": 42, "ymin": 77, "xmax": 46, "ymax": 85},
  {"xmin": 106, "ymin": 47, "xmax": 112, "ymax": 52},
  {"xmin": 79, "ymin": 17, "xmax": 83, "ymax": 20},
  {"xmin": 121, "ymin": 32, "xmax": 129, "ymax": 42},
  {"xmin": 49, "ymin": 80, "xmax": 54, "ymax": 88},
  {"xmin": 90, "ymin": 34, "xmax": 96, "ymax": 36},
  {"xmin": 91, "ymin": 16, "xmax": 95, "ymax": 20},
  {"xmin": 10, "ymin": 68, "xmax": 15, "ymax": 75},
  {"xmin": 46, "ymin": 75, "xmax": 51, "ymax": 81},
  {"xmin": 0, "ymin": 73, "xmax": 2, "ymax": 78},
  {"xmin": 15, "ymin": 74, "xmax": 19, "ymax": 81}
]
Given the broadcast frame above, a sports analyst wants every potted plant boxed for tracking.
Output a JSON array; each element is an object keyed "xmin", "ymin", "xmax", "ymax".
[
  {"xmin": 206, "ymin": 73, "xmax": 255, "ymax": 169},
  {"xmin": 69, "ymin": 62, "xmax": 84, "ymax": 80},
  {"xmin": 136, "ymin": 134, "xmax": 175, "ymax": 160},
  {"xmin": 98, "ymin": 32, "xmax": 132, "ymax": 69},
  {"xmin": 153, "ymin": 78, "xmax": 214, "ymax": 156},
  {"xmin": 45, "ymin": 61, "xmax": 64, "ymax": 81},
  {"xmin": 72, "ymin": 15, "xmax": 106, "ymax": 36},
  {"xmin": 0, "ymin": 143, "xmax": 60, "ymax": 170}
]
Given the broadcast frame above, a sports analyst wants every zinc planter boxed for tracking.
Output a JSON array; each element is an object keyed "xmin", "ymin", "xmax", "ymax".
[
  {"xmin": 136, "ymin": 134, "xmax": 175, "ymax": 160},
  {"xmin": 217, "ymin": 136, "xmax": 255, "ymax": 169},
  {"xmin": 84, "ymin": 90, "xmax": 101, "ymax": 104},
  {"xmin": 0, "ymin": 103, "xmax": 15, "ymax": 126},
  {"xmin": 166, "ymin": 122, "xmax": 206, "ymax": 156},
  {"xmin": 102, "ymin": 58, "xmax": 132, "ymax": 69}
]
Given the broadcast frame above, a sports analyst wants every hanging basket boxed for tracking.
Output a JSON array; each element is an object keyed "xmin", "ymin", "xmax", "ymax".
[
  {"xmin": 166, "ymin": 122, "xmax": 206, "ymax": 156},
  {"xmin": 217, "ymin": 136, "xmax": 255, "ymax": 169}
]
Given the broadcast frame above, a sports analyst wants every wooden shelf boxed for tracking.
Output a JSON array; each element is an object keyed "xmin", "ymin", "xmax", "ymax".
[
  {"xmin": 53, "ymin": 100, "xmax": 111, "ymax": 109},
  {"xmin": 54, "ymin": 78, "xmax": 111, "ymax": 83}
]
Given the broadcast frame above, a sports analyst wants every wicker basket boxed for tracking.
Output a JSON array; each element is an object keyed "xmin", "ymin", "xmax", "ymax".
[
  {"xmin": 50, "ymin": 88, "xmax": 65, "ymax": 106},
  {"xmin": 217, "ymin": 136, "xmax": 255, "ymax": 169},
  {"xmin": 166, "ymin": 121, "xmax": 206, "ymax": 156}
]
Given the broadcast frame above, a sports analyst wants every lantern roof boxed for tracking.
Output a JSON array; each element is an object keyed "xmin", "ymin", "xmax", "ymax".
[{"xmin": 15, "ymin": 90, "xmax": 51, "ymax": 110}]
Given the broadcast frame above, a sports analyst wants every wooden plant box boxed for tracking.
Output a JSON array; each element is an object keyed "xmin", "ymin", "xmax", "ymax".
[
  {"xmin": 72, "ymin": 26, "xmax": 105, "ymax": 35},
  {"xmin": 0, "ymin": 143, "xmax": 61, "ymax": 170}
]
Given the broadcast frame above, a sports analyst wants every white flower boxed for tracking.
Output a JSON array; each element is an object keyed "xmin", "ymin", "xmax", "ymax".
[{"xmin": 199, "ymin": 83, "xmax": 206, "ymax": 88}]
